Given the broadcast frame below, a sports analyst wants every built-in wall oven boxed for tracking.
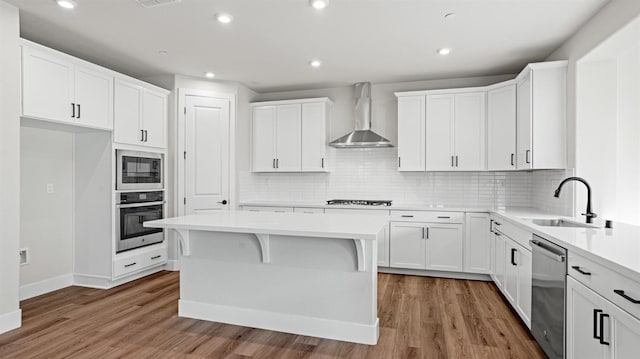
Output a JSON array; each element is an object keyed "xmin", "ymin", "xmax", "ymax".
[
  {"xmin": 116, "ymin": 191, "xmax": 165, "ymax": 253},
  {"xmin": 116, "ymin": 150, "xmax": 163, "ymax": 190}
]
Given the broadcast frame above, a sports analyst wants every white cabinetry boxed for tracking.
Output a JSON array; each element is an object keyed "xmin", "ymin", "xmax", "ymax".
[
  {"xmin": 396, "ymin": 90, "xmax": 485, "ymax": 172},
  {"xmin": 22, "ymin": 44, "xmax": 113, "ymax": 130},
  {"xmin": 567, "ymin": 277, "xmax": 640, "ymax": 359},
  {"xmin": 397, "ymin": 95, "xmax": 425, "ymax": 171},
  {"xmin": 487, "ymin": 82, "xmax": 517, "ymax": 170},
  {"xmin": 492, "ymin": 218, "xmax": 533, "ymax": 327},
  {"xmin": 464, "ymin": 213, "xmax": 491, "ymax": 274},
  {"xmin": 113, "ymin": 78, "xmax": 167, "ymax": 149},
  {"xmin": 389, "ymin": 212, "xmax": 464, "ymax": 272},
  {"xmin": 516, "ymin": 61, "xmax": 567, "ymax": 169},
  {"xmin": 251, "ymin": 98, "xmax": 331, "ymax": 173}
]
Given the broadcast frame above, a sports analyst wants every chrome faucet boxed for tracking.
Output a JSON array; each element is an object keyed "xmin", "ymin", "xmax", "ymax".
[{"xmin": 554, "ymin": 177, "xmax": 597, "ymax": 224}]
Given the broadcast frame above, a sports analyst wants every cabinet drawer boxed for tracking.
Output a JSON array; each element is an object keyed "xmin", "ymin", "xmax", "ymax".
[
  {"xmin": 113, "ymin": 253, "xmax": 145, "ymax": 278},
  {"xmin": 492, "ymin": 218, "xmax": 532, "ymax": 250},
  {"xmin": 143, "ymin": 247, "xmax": 168, "ymax": 267},
  {"xmin": 293, "ymin": 207, "xmax": 324, "ymax": 214},
  {"xmin": 242, "ymin": 206, "xmax": 294, "ymax": 213},
  {"xmin": 569, "ymin": 252, "xmax": 640, "ymax": 320},
  {"xmin": 391, "ymin": 210, "xmax": 463, "ymax": 223}
]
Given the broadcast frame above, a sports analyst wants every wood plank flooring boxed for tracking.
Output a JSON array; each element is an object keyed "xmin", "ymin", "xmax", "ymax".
[{"xmin": 0, "ymin": 271, "xmax": 545, "ymax": 359}]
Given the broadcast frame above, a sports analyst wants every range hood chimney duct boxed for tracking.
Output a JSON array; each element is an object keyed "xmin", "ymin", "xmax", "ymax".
[{"xmin": 329, "ymin": 82, "xmax": 393, "ymax": 148}]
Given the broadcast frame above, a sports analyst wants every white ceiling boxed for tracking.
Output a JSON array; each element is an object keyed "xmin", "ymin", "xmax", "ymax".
[{"xmin": 7, "ymin": 0, "xmax": 609, "ymax": 92}]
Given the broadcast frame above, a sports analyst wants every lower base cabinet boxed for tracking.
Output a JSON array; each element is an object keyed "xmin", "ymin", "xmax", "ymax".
[
  {"xmin": 567, "ymin": 276, "xmax": 640, "ymax": 359},
  {"xmin": 389, "ymin": 221, "xmax": 463, "ymax": 272}
]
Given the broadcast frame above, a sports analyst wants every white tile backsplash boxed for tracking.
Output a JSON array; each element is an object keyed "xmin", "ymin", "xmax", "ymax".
[{"xmin": 239, "ymin": 147, "xmax": 572, "ymax": 214}]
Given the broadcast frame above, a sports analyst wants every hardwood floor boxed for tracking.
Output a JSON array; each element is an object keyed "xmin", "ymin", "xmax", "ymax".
[{"xmin": 0, "ymin": 271, "xmax": 545, "ymax": 359}]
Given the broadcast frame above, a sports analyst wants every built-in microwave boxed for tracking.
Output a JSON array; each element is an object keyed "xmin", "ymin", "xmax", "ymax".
[{"xmin": 116, "ymin": 150, "xmax": 163, "ymax": 190}]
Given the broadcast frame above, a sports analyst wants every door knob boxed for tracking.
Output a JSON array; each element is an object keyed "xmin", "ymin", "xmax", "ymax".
[{"xmin": 218, "ymin": 200, "xmax": 228, "ymax": 205}]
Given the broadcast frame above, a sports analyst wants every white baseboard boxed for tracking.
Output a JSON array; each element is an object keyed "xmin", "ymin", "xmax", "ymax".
[
  {"xmin": 0, "ymin": 309, "xmax": 21, "ymax": 334},
  {"xmin": 74, "ymin": 266, "xmax": 165, "ymax": 289},
  {"xmin": 179, "ymin": 300, "xmax": 379, "ymax": 345},
  {"xmin": 20, "ymin": 274, "xmax": 74, "ymax": 300},
  {"xmin": 164, "ymin": 259, "xmax": 180, "ymax": 271},
  {"xmin": 378, "ymin": 267, "xmax": 492, "ymax": 281}
]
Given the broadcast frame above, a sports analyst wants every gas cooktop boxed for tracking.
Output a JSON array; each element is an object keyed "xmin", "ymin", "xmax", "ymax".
[{"xmin": 326, "ymin": 199, "xmax": 393, "ymax": 206}]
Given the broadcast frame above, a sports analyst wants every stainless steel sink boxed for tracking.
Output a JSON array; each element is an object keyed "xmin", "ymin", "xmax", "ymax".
[{"xmin": 528, "ymin": 218, "xmax": 597, "ymax": 228}]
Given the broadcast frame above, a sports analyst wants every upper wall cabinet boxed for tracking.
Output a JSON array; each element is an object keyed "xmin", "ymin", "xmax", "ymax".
[
  {"xmin": 396, "ymin": 90, "xmax": 486, "ymax": 171},
  {"xmin": 22, "ymin": 44, "xmax": 114, "ymax": 130},
  {"xmin": 113, "ymin": 78, "xmax": 168, "ymax": 149},
  {"xmin": 516, "ymin": 61, "xmax": 567, "ymax": 170},
  {"xmin": 396, "ymin": 60, "xmax": 567, "ymax": 172},
  {"xmin": 487, "ymin": 82, "xmax": 517, "ymax": 171},
  {"xmin": 251, "ymin": 98, "xmax": 331, "ymax": 173}
]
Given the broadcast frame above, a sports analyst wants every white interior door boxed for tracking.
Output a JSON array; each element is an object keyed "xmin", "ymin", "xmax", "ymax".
[{"xmin": 184, "ymin": 95, "xmax": 230, "ymax": 214}]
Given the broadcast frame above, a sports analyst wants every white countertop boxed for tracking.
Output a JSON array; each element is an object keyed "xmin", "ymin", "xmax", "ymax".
[
  {"xmin": 240, "ymin": 200, "xmax": 640, "ymax": 281},
  {"xmin": 145, "ymin": 210, "xmax": 388, "ymax": 240}
]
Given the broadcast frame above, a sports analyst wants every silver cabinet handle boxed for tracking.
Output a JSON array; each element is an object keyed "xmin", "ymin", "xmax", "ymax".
[
  {"xmin": 398, "ymin": 156, "xmax": 401, "ymax": 168},
  {"xmin": 455, "ymin": 156, "xmax": 458, "ymax": 167},
  {"xmin": 526, "ymin": 149, "xmax": 531, "ymax": 164},
  {"xmin": 425, "ymin": 227, "xmax": 429, "ymax": 239},
  {"xmin": 321, "ymin": 158, "xmax": 324, "ymax": 168},
  {"xmin": 276, "ymin": 158, "xmax": 279, "ymax": 168},
  {"xmin": 451, "ymin": 155, "xmax": 454, "ymax": 167}
]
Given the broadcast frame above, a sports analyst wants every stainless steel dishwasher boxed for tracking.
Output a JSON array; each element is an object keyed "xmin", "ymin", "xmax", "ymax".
[{"xmin": 530, "ymin": 235, "xmax": 567, "ymax": 359}]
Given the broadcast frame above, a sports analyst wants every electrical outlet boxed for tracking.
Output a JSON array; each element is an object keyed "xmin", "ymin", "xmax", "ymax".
[
  {"xmin": 46, "ymin": 183, "xmax": 54, "ymax": 194},
  {"xmin": 19, "ymin": 248, "xmax": 29, "ymax": 265}
]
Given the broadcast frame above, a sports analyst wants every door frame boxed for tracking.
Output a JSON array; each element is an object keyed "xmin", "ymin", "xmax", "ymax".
[{"xmin": 176, "ymin": 88, "xmax": 236, "ymax": 217}]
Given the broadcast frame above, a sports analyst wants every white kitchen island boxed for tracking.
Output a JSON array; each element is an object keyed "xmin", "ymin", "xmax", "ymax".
[{"xmin": 144, "ymin": 210, "xmax": 388, "ymax": 345}]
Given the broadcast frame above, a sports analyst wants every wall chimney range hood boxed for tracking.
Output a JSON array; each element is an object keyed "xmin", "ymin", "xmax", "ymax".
[{"xmin": 329, "ymin": 82, "xmax": 393, "ymax": 148}]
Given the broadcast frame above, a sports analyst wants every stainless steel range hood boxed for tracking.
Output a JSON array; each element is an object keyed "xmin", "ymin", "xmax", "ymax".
[{"xmin": 329, "ymin": 82, "xmax": 393, "ymax": 148}]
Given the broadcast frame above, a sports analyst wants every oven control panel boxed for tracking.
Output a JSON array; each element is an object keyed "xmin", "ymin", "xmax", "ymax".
[{"xmin": 119, "ymin": 191, "xmax": 164, "ymax": 204}]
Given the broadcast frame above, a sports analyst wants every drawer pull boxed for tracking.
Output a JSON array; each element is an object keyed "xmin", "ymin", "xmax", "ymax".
[
  {"xmin": 593, "ymin": 309, "xmax": 602, "ymax": 341},
  {"xmin": 614, "ymin": 289, "xmax": 640, "ymax": 304},
  {"xmin": 510, "ymin": 248, "xmax": 517, "ymax": 266},
  {"xmin": 572, "ymin": 266, "xmax": 591, "ymax": 276},
  {"xmin": 437, "ymin": 216, "xmax": 450, "ymax": 219},
  {"xmin": 151, "ymin": 255, "xmax": 162, "ymax": 260},
  {"xmin": 124, "ymin": 262, "xmax": 137, "ymax": 268},
  {"xmin": 401, "ymin": 215, "xmax": 414, "ymax": 218}
]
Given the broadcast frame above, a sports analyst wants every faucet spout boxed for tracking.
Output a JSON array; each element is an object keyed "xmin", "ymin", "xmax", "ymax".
[{"xmin": 554, "ymin": 177, "xmax": 597, "ymax": 224}]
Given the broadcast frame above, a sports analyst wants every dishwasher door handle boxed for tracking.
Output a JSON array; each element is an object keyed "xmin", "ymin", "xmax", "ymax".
[{"xmin": 531, "ymin": 240, "xmax": 566, "ymax": 262}]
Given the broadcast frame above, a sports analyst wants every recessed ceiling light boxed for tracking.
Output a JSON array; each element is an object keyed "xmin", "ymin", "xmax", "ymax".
[
  {"xmin": 205, "ymin": 72, "xmax": 215, "ymax": 78},
  {"xmin": 215, "ymin": 13, "xmax": 233, "ymax": 24},
  {"xmin": 437, "ymin": 48, "xmax": 452, "ymax": 56},
  {"xmin": 56, "ymin": 0, "xmax": 77, "ymax": 9},
  {"xmin": 444, "ymin": 12, "xmax": 456, "ymax": 19},
  {"xmin": 309, "ymin": 0, "xmax": 329, "ymax": 9},
  {"xmin": 309, "ymin": 60, "xmax": 322, "ymax": 68}
]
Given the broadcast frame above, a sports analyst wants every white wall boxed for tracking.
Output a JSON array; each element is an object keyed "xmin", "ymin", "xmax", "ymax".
[
  {"xmin": 547, "ymin": 0, "xmax": 640, "ymax": 221},
  {"xmin": 20, "ymin": 126, "xmax": 74, "ymax": 286},
  {"xmin": 0, "ymin": 0, "xmax": 21, "ymax": 333}
]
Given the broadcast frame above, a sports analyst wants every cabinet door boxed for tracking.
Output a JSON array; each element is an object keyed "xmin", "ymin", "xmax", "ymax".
[
  {"xmin": 610, "ymin": 297, "xmax": 640, "ymax": 359},
  {"xmin": 504, "ymin": 241, "xmax": 519, "ymax": 304},
  {"xmin": 22, "ymin": 46, "xmax": 74, "ymax": 123},
  {"xmin": 487, "ymin": 84, "xmax": 517, "ymax": 170},
  {"xmin": 114, "ymin": 79, "xmax": 143, "ymax": 145},
  {"xmin": 378, "ymin": 225, "xmax": 390, "ymax": 267},
  {"xmin": 494, "ymin": 232, "xmax": 506, "ymax": 289},
  {"xmin": 252, "ymin": 106, "xmax": 277, "ymax": 172},
  {"xmin": 454, "ymin": 92, "xmax": 485, "ymax": 171},
  {"xmin": 389, "ymin": 222, "xmax": 426, "ymax": 269},
  {"xmin": 301, "ymin": 102, "xmax": 327, "ymax": 171},
  {"xmin": 425, "ymin": 224, "xmax": 463, "ymax": 272},
  {"xmin": 516, "ymin": 244, "xmax": 532, "ymax": 327},
  {"xmin": 74, "ymin": 65, "xmax": 113, "ymax": 129},
  {"xmin": 397, "ymin": 96, "xmax": 426, "ymax": 171},
  {"xmin": 566, "ymin": 277, "xmax": 608, "ymax": 359},
  {"xmin": 425, "ymin": 95, "xmax": 454, "ymax": 171},
  {"xmin": 275, "ymin": 104, "xmax": 302, "ymax": 171},
  {"xmin": 142, "ymin": 90, "xmax": 167, "ymax": 148},
  {"xmin": 517, "ymin": 72, "xmax": 533, "ymax": 169},
  {"xmin": 464, "ymin": 213, "xmax": 491, "ymax": 274}
]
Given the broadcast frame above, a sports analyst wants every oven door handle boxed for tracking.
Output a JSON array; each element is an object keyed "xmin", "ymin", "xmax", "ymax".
[{"xmin": 117, "ymin": 201, "xmax": 165, "ymax": 209}]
